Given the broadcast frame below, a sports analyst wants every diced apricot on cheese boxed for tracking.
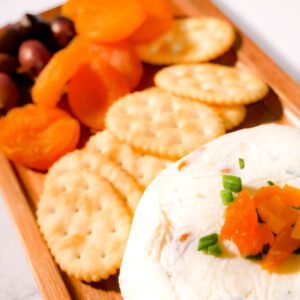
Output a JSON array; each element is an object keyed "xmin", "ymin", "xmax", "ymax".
[
  {"xmin": 220, "ymin": 190, "xmax": 258, "ymax": 256},
  {"xmin": 256, "ymin": 190, "xmax": 298, "ymax": 234},
  {"xmin": 263, "ymin": 227, "xmax": 300, "ymax": 271},
  {"xmin": 282, "ymin": 184, "xmax": 300, "ymax": 207}
]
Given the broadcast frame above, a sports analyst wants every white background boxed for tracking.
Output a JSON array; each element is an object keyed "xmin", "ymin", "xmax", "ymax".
[{"xmin": 0, "ymin": 0, "xmax": 299, "ymax": 299}]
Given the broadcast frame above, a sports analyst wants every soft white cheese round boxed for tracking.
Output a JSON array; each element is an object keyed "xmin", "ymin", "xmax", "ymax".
[{"xmin": 119, "ymin": 124, "xmax": 300, "ymax": 300}]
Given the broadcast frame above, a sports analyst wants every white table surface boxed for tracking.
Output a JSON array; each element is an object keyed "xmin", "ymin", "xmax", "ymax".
[{"xmin": 0, "ymin": 1, "xmax": 300, "ymax": 299}]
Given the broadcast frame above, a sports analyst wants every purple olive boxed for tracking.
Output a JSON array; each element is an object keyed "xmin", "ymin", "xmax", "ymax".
[
  {"xmin": 18, "ymin": 14, "xmax": 57, "ymax": 51},
  {"xmin": 0, "ymin": 25, "xmax": 20, "ymax": 55},
  {"xmin": 18, "ymin": 40, "xmax": 52, "ymax": 78},
  {"xmin": 0, "ymin": 73, "xmax": 19, "ymax": 114},
  {"xmin": 14, "ymin": 73, "xmax": 34, "ymax": 105},
  {"xmin": 50, "ymin": 16, "xmax": 76, "ymax": 48},
  {"xmin": 0, "ymin": 53, "xmax": 18, "ymax": 74}
]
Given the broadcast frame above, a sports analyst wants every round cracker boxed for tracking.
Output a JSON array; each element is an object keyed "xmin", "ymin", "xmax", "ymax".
[
  {"xmin": 105, "ymin": 88, "xmax": 225, "ymax": 160},
  {"xmin": 136, "ymin": 17, "xmax": 235, "ymax": 65},
  {"xmin": 47, "ymin": 150, "xmax": 143, "ymax": 213},
  {"xmin": 212, "ymin": 105, "xmax": 246, "ymax": 130},
  {"xmin": 155, "ymin": 63, "xmax": 269, "ymax": 105},
  {"xmin": 38, "ymin": 170, "xmax": 132, "ymax": 282},
  {"xmin": 86, "ymin": 130, "xmax": 173, "ymax": 188}
]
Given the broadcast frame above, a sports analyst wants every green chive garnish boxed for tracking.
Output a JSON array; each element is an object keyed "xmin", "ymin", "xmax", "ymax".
[
  {"xmin": 267, "ymin": 180, "xmax": 274, "ymax": 186},
  {"xmin": 198, "ymin": 233, "xmax": 218, "ymax": 251},
  {"xmin": 222, "ymin": 174, "xmax": 242, "ymax": 192},
  {"xmin": 207, "ymin": 243, "xmax": 222, "ymax": 256},
  {"xmin": 239, "ymin": 158, "xmax": 245, "ymax": 169},
  {"xmin": 220, "ymin": 189, "xmax": 234, "ymax": 205},
  {"xmin": 246, "ymin": 253, "xmax": 262, "ymax": 260}
]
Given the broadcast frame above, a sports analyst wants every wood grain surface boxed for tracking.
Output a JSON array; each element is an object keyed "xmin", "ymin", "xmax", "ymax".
[{"xmin": 0, "ymin": 0, "xmax": 299, "ymax": 299}]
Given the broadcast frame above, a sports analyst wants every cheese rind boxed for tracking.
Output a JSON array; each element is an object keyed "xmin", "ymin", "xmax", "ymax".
[{"xmin": 120, "ymin": 124, "xmax": 300, "ymax": 300}]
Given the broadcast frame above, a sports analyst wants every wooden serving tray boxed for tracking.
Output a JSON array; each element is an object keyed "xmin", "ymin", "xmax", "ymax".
[{"xmin": 1, "ymin": 1, "xmax": 300, "ymax": 299}]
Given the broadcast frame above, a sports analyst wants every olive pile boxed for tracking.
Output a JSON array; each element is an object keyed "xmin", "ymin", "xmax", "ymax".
[{"xmin": 0, "ymin": 13, "xmax": 75, "ymax": 115}]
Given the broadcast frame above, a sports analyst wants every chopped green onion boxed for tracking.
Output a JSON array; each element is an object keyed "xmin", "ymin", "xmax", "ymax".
[
  {"xmin": 207, "ymin": 243, "xmax": 222, "ymax": 256},
  {"xmin": 222, "ymin": 174, "xmax": 242, "ymax": 192},
  {"xmin": 220, "ymin": 189, "xmax": 234, "ymax": 205},
  {"xmin": 197, "ymin": 233, "xmax": 218, "ymax": 251},
  {"xmin": 239, "ymin": 158, "xmax": 245, "ymax": 169},
  {"xmin": 246, "ymin": 253, "xmax": 262, "ymax": 260},
  {"xmin": 267, "ymin": 180, "xmax": 274, "ymax": 186}
]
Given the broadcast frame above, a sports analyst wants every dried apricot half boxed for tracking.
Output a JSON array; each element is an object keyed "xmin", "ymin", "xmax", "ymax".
[
  {"xmin": 76, "ymin": 0, "xmax": 147, "ymax": 43},
  {"xmin": 32, "ymin": 37, "xmax": 90, "ymax": 107},
  {"xmin": 68, "ymin": 60, "xmax": 130, "ymax": 129},
  {"xmin": 132, "ymin": 0, "xmax": 173, "ymax": 43},
  {"xmin": 90, "ymin": 42, "xmax": 143, "ymax": 90},
  {"xmin": 0, "ymin": 104, "xmax": 80, "ymax": 171}
]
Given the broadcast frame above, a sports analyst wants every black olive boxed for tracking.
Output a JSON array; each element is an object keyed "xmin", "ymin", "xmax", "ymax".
[
  {"xmin": 0, "ymin": 25, "xmax": 20, "ymax": 55},
  {"xmin": 0, "ymin": 53, "xmax": 18, "ymax": 74},
  {"xmin": 18, "ymin": 40, "xmax": 52, "ymax": 78},
  {"xmin": 50, "ymin": 16, "xmax": 76, "ymax": 48},
  {"xmin": 13, "ymin": 73, "xmax": 34, "ymax": 105},
  {"xmin": 18, "ymin": 14, "xmax": 58, "ymax": 52},
  {"xmin": 0, "ymin": 72, "xmax": 19, "ymax": 113}
]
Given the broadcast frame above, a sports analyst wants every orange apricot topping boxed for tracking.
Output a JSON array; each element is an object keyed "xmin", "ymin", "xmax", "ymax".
[
  {"xmin": 220, "ymin": 190, "xmax": 258, "ymax": 256},
  {"xmin": 68, "ymin": 60, "xmax": 129, "ymax": 130},
  {"xmin": 282, "ymin": 185, "xmax": 300, "ymax": 207},
  {"xmin": 254, "ymin": 186, "xmax": 298, "ymax": 234},
  {"xmin": 263, "ymin": 227, "xmax": 300, "ymax": 271},
  {"xmin": 32, "ymin": 37, "xmax": 91, "ymax": 107},
  {"xmin": 221, "ymin": 183, "xmax": 300, "ymax": 270},
  {"xmin": 131, "ymin": 0, "xmax": 173, "ymax": 43},
  {"xmin": 75, "ymin": 0, "xmax": 147, "ymax": 43},
  {"xmin": 0, "ymin": 105, "xmax": 80, "ymax": 171}
]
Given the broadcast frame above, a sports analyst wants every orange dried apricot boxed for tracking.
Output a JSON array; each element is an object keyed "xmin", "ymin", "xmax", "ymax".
[
  {"xmin": 68, "ymin": 60, "xmax": 129, "ymax": 129},
  {"xmin": 132, "ymin": 0, "xmax": 173, "ymax": 43},
  {"xmin": 263, "ymin": 227, "xmax": 300, "ymax": 271},
  {"xmin": 292, "ymin": 217, "xmax": 300, "ymax": 240},
  {"xmin": 253, "ymin": 185, "xmax": 281, "ymax": 207},
  {"xmin": 282, "ymin": 184, "xmax": 300, "ymax": 207},
  {"xmin": 0, "ymin": 104, "xmax": 80, "ymax": 171},
  {"xmin": 220, "ymin": 190, "xmax": 258, "ymax": 256},
  {"xmin": 90, "ymin": 42, "xmax": 143, "ymax": 90},
  {"xmin": 61, "ymin": 0, "xmax": 81, "ymax": 21},
  {"xmin": 32, "ymin": 37, "xmax": 90, "ymax": 107},
  {"xmin": 256, "ymin": 189, "xmax": 298, "ymax": 234},
  {"xmin": 251, "ymin": 223, "xmax": 274, "ymax": 254},
  {"xmin": 76, "ymin": 0, "xmax": 147, "ymax": 43}
]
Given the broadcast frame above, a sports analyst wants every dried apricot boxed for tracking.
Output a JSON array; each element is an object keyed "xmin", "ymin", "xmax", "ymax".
[
  {"xmin": 263, "ymin": 227, "xmax": 300, "ymax": 271},
  {"xmin": 256, "ymin": 189, "xmax": 298, "ymax": 234},
  {"xmin": 220, "ymin": 190, "xmax": 258, "ymax": 256},
  {"xmin": 282, "ymin": 185, "xmax": 300, "ymax": 207},
  {"xmin": 61, "ymin": 0, "xmax": 81, "ymax": 21},
  {"xmin": 132, "ymin": 0, "xmax": 173, "ymax": 43},
  {"xmin": 32, "ymin": 37, "xmax": 90, "ymax": 107},
  {"xmin": 68, "ymin": 60, "xmax": 129, "ymax": 129},
  {"xmin": 76, "ymin": 0, "xmax": 147, "ymax": 43},
  {"xmin": 90, "ymin": 42, "xmax": 143, "ymax": 90},
  {"xmin": 0, "ymin": 104, "xmax": 80, "ymax": 170}
]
